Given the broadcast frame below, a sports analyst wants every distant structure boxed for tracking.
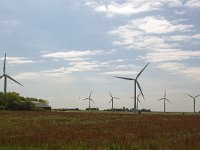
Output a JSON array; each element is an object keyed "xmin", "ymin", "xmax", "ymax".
[
  {"xmin": 83, "ymin": 91, "xmax": 94, "ymax": 111},
  {"xmin": 157, "ymin": 90, "xmax": 172, "ymax": 113},
  {"xmin": 114, "ymin": 63, "xmax": 149, "ymax": 113},
  {"xmin": 32, "ymin": 101, "xmax": 51, "ymax": 111},
  {"xmin": 109, "ymin": 91, "xmax": 120, "ymax": 111},
  {"xmin": 187, "ymin": 94, "xmax": 199, "ymax": 113},
  {"xmin": 0, "ymin": 53, "xmax": 23, "ymax": 94}
]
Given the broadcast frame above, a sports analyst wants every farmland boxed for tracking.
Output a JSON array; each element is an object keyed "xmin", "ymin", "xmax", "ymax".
[{"xmin": 0, "ymin": 111, "xmax": 200, "ymax": 150}]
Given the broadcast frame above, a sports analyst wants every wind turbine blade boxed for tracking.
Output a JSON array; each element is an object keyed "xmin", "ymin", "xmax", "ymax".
[
  {"xmin": 3, "ymin": 53, "xmax": 6, "ymax": 74},
  {"xmin": 114, "ymin": 76, "xmax": 134, "ymax": 80},
  {"xmin": 137, "ymin": 93, "xmax": 141, "ymax": 98},
  {"xmin": 195, "ymin": 94, "xmax": 200, "ymax": 98},
  {"xmin": 109, "ymin": 99, "xmax": 112, "ymax": 104},
  {"xmin": 187, "ymin": 94, "xmax": 194, "ymax": 99},
  {"xmin": 136, "ymin": 62, "xmax": 149, "ymax": 79},
  {"xmin": 137, "ymin": 98, "xmax": 141, "ymax": 104},
  {"xmin": 91, "ymin": 99, "xmax": 95, "ymax": 103},
  {"xmin": 0, "ymin": 75, "xmax": 3, "ymax": 79},
  {"xmin": 109, "ymin": 91, "xmax": 113, "ymax": 98},
  {"xmin": 114, "ymin": 97, "xmax": 120, "ymax": 99},
  {"xmin": 157, "ymin": 98, "xmax": 164, "ymax": 101},
  {"xmin": 5, "ymin": 74, "xmax": 23, "ymax": 86},
  {"xmin": 166, "ymin": 98, "xmax": 172, "ymax": 103},
  {"xmin": 164, "ymin": 90, "xmax": 166, "ymax": 98},
  {"xmin": 136, "ymin": 81, "xmax": 145, "ymax": 100},
  {"xmin": 83, "ymin": 98, "xmax": 89, "ymax": 100}
]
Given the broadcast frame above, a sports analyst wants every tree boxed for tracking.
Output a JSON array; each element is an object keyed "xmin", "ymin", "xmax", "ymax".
[{"xmin": 0, "ymin": 92, "xmax": 49, "ymax": 111}]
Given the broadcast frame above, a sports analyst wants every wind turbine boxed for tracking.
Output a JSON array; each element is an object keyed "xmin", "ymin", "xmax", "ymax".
[
  {"xmin": 187, "ymin": 94, "xmax": 199, "ymax": 113},
  {"xmin": 114, "ymin": 63, "xmax": 149, "ymax": 113},
  {"xmin": 157, "ymin": 90, "xmax": 171, "ymax": 113},
  {"xmin": 131, "ymin": 93, "xmax": 142, "ymax": 111},
  {"xmin": 83, "ymin": 91, "xmax": 94, "ymax": 111},
  {"xmin": 0, "ymin": 53, "xmax": 23, "ymax": 94},
  {"xmin": 109, "ymin": 91, "xmax": 120, "ymax": 111}
]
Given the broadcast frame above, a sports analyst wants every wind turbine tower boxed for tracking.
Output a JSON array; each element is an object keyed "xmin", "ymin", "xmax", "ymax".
[
  {"xmin": 187, "ymin": 94, "xmax": 199, "ymax": 113},
  {"xmin": 130, "ymin": 93, "xmax": 142, "ymax": 111},
  {"xmin": 157, "ymin": 90, "xmax": 171, "ymax": 113},
  {"xmin": 0, "ymin": 53, "xmax": 23, "ymax": 94},
  {"xmin": 114, "ymin": 63, "xmax": 149, "ymax": 113},
  {"xmin": 83, "ymin": 91, "xmax": 94, "ymax": 111},
  {"xmin": 109, "ymin": 91, "xmax": 120, "ymax": 111}
]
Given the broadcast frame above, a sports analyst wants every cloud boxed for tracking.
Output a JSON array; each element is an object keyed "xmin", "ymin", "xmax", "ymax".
[
  {"xmin": 1, "ymin": 19, "xmax": 20, "ymax": 26},
  {"xmin": 84, "ymin": 0, "xmax": 189, "ymax": 17},
  {"xmin": 109, "ymin": 16, "xmax": 193, "ymax": 50},
  {"xmin": 93, "ymin": 1, "xmax": 163, "ymax": 17},
  {"xmin": 85, "ymin": 0, "xmax": 200, "ymax": 18},
  {"xmin": 69, "ymin": 61, "xmax": 106, "ymax": 71},
  {"xmin": 14, "ymin": 59, "xmax": 109, "ymax": 80},
  {"xmin": 0, "ymin": 56, "xmax": 35, "ymax": 64},
  {"xmin": 157, "ymin": 62, "xmax": 200, "ymax": 81},
  {"xmin": 140, "ymin": 49, "xmax": 200, "ymax": 62},
  {"xmin": 109, "ymin": 15, "xmax": 198, "ymax": 51},
  {"xmin": 185, "ymin": 0, "xmax": 200, "ymax": 8},
  {"xmin": 103, "ymin": 64, "xmax": 140, "ymax": 76},
  {"xmin": 14, "ymin": 72, "xmax": 41, "ymax": 80},
  {"xmin": 107, "ymin": 11, "xmax": 199, "ymax": 81},
  {"xmin": 42, "ymin": 50, "xmax": 102, "ymax": 59},
  {"xmin": 169, "ymin": 34, "xmax": 200, "ymax": 42},
  {"xmin": 85, "ymin": 0, "xmax": 200, "ymax": 17},
  {"xmin": 103, "ymin": 70, "xmax": 137, "ymax": 75},
  {"xmin": 130, "ymin": 16, "xmax": 193, "ymax": 34}
]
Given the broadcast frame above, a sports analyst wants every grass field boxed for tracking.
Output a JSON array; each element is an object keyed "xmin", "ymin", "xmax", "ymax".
[{"xmin": 0, "ymin": 111, "xmax": 200, "ymax": 150}]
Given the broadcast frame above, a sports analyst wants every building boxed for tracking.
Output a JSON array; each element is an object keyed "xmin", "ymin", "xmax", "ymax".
[{"xmin": 32, "ymin": 101, "xmax": 51, "ymax": 111}]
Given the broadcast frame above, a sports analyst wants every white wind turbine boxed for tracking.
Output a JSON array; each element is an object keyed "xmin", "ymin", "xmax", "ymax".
[
  {"xmin": 109, "ymin": 91, "xmax": 120, "ymax": 111},
  {"xmin": 131, "ymin": 93, "xmax": 142, "ymax": 111},
  {"xmin": 157, "ymin": 90, "xmax": 172, "ymax": 113},
  {"xmin": 114, "ymin": 63, "xmax": 149, "ymax": 113},
  {"xmin": 187, "ymin": 94, "xmax": 199, "ymax": 113},
  {"xmin": 83, "ymin": 91, "xmax": 94, "ymax": 110},
  {"xmin": 0, "ymin": 53, "xmax": 23, "ymax": 94}
]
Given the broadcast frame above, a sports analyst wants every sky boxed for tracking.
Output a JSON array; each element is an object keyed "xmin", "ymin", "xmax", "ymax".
[{"xmin": 0, "ymin": 0, "xmax": 199, "ymax": 112}]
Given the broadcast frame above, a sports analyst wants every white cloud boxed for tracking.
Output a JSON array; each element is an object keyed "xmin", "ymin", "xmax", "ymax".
[
  {"xmin": 111, "ymin": 16, "xmax": 193, "ymax": 36},
  {"xmin": 140, "ymin": 49, "xmax": 200, "ymax": 62},
  {"xmin": 131, "ymin": 16, "xmax": 193, "ymax": 34},
  {"xmin": 85, "ymin": 0, "xmax": 188, "ymax": 17},
  {"xmin": 157, "ymin": 62, "xmax": 200, "ymax": 81},
  {"xmin": 110, "ymin": 16, "xmax": 194, "ymax": 51},
  {"xmin": 169, "ymin": 34, "xmax": 200, "ymax": 42},
  {"xmin": 42, "ymin": 50, "xmax": 102, "ymax": 59},
  {"xmin": 103, "ymin": 64, "xmax": 140, "ymax": 76},
  {"xmin": 14, "ymin": 59, "xmax": 109, "ymax": 80},
  {"xmin": 85, "ymin": 0, "xmax": 200, "ymax": 18},
  {"xmin": 1, "ymin": 19, "xmax": 20, "ymax": 26},
  {"xmin": 69, "ymin": 61, "xmax": 101, "ymax": 71},
  {"xmin": 0, "ymin": 56, "xmax": 35, "ymax": 64},
  {"xmin": 103, "ymin": 70, "xmax": 137, "ymax": 75},
  {"xmin": 93, "ymin": 1, "xmax": 163, "ymax": 17},
  {"xmin": 107, "ymin": 11, "xmax": 199, "ymax": 81},
  {"xmin": 185, "ymin": 0, "xmax": 200, "ymax": 8}
]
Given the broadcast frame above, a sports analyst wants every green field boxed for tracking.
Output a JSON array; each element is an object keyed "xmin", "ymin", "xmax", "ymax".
[{"xmin": 0, "ymin": 111, "xmax": 200, "ymax": 150}]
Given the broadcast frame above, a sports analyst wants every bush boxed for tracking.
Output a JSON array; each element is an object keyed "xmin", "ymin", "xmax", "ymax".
[{"xmin": 0, "ymin": 92, "xmax": 49, "ymax": 111}]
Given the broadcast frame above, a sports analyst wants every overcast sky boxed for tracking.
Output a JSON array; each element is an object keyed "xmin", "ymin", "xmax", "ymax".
[{"xmin": 0, "ymin": 0, "xmax": 199, "ymax": 112}]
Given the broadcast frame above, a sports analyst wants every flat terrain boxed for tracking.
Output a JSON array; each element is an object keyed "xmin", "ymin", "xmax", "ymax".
[{"xmin": 0, "ymin": 111, "xmax": 200, "ymax": 150}]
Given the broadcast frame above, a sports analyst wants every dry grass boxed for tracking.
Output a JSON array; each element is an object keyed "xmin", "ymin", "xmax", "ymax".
[{"xmin": 0, "ymin": 111, "xmax": 200, "ymax": 150}]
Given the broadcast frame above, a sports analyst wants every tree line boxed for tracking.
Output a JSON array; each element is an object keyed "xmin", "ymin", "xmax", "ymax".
[{"xmin": 0, "ymin": 92, "xmax": 49, "ymax": 110}]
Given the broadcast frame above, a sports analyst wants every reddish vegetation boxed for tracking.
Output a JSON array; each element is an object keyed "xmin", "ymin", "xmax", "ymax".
[{"xmin": 0, "ymin": 111, "xmax": 200, "ymax": 149}]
